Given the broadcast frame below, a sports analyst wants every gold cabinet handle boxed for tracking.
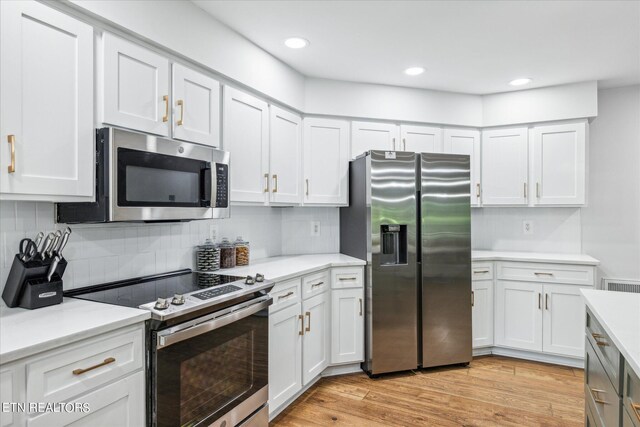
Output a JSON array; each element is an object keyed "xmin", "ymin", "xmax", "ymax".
[
  {"xmin": 523, "ymin": 183, "xmax": 527, "ymax": 198},
  {"xmin": 476, "ymin": 183, "xmax": 480, "ymax": 198},
  {"xmin": 162, "ymin": 95, "xmax": 169, "ymax": 122},
  {"xmin": 631, "ymin": 403, "xmax": 640, "ymax": 422},
  {"xmin": 7, "ymin": 134, "xmax": 15, "ymax": 173},
  {"xmin": 538, "ymin": 293, "xmax": 541, "ymax": 310},
  {"xmin": 535, "ymin": 272, "xmax": 554, "ymax": 277},
  {"xmin": 545, "ymin": 293, "xmax": 549, "ymax": 310},
  {"xmin": 592, "ymin": 332, "xmax": 610, "ymax": 347},
  {"xmin": 176, "ymin": 99, "xmax": 184, "ymax": 126},
  {"xmin": 589, "ymin": 388, "xmax": 608, "ymax": 405},
  {"xmin": 536, "ymin": 182, "xmax": 540, "ymax": 198},
  {"xmin": 298, "ymin": 314, "xmax": 304, "ymax": 336},
  {"xmin": 339, "ymin": 277, "xmax": 357, "ymax": 281},
  {"xmin": 272, "ymin": 174, "xmax": 278, "ymax": 193},
  {"xmin": 263, "ymin": 173, "xmax": 269, "ymax": 193},
  {"xmin": 359, "ymin": 298, "xmax": 363, "ymax": 316},
  {"xmin": 392, "ymin": 137, "xmax": 396, "ymax": 150},
  {"xmin": 305, "ymin": 311, "xmax": 311, "ymax": 332},
  {"xmin": 311, "ymin": 281, "xmax": 324, "ymax": 288},
  {"xmin": 402, "ymin": 138, "xmax": 406, "ymax": 151},
  {"xmin": 306, "ymin": 179, "xmax": 309, "ymax": 196},
  {"xmin": 471, "ymin": 291, "xmax": 475, "ymax": 307},
  {"xmin": 474, "ymin": 270, "xmax": 489, "ymax": 274},
  {"xmin": 73, "ymin": 357, "xmax": 116, "ymax": 375},
  {"xmin": 277, "ymin": 291, "xmax": 293, "ymax": 300}
]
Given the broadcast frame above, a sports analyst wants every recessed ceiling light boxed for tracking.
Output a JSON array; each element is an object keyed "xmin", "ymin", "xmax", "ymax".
[
  {"xmin": 284, "ymin": 37, "xmax": 309, "ymax": 49},
  {"xmin": 404, "ymin": 67, "xmax": 425, "ymax": 76},
  {"xmin": 509, "ymin": 78, "xmax": 532, "ymax": 86}
]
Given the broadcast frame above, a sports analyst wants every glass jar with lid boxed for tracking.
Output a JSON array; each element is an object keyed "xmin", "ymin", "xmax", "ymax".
[
  {"xmin": 219, "ymin": 237, "xmax": 236, "ymax": 269},
  {"xmin": 234, "ymin": 236, "xmax": 250, "ymax": 266},
  {"xmin": 195, "ymin": 239, "xmax": 220, "ymax": 271}
]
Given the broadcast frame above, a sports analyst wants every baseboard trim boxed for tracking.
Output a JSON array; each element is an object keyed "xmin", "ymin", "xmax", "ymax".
[
  {"xmin": 322, "ymin": 363, "xmax": 363, "ymax": 377},
  {"xmin": 473, "ymin": 346, "xmax": 584, "ymax": 368}
]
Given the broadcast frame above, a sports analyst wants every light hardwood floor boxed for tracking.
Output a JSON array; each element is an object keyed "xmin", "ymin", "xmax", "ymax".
[{"xmin": 271, "ymin": 356, "xmax": 584, "ymax": 426}]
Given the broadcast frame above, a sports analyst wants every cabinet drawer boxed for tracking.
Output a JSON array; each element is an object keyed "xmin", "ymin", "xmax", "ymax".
[
  {"xmin": 586, "ymin": 392, "xmax": 601, "ymax": 427},
  {"xmin": 586, "ymin": 309, "xmax": 623, "ymax": 393},
  {"xmin": 302, "ymin": 270, "xmax": 329, "ymax": 300},
  {"xmin": 26, "ymin": 324, "xmax": 144, "ymax": 405},
  {"xmin": 269, "ymin": 278, "xmax": 301, "ymax": 312},
  {"xmin": 331, "ymin": 267, "xmax": 363, "ymax": 289},
  {"xmin": 624, "ymin": 361, "xmax": 640, "ymax": 427},
  {"xmin": 472, "ymin": 263, "xmax": 493, "ymax": 280},
  {"xmin": 497, "ymin": 262, "xmax": 594, "ymax": 285},
  {"xmin": 585, "ymin": 339, "xmax": 620, "ymax": 427}
]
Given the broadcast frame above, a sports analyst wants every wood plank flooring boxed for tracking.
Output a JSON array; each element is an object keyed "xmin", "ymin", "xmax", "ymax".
[{"xmin": 271, "ymin": 356, "xmax": 584, "ymax": 426}]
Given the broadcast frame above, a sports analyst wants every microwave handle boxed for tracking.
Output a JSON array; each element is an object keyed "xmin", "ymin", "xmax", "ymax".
[
  {"xmin": 156, "ymin": 298, "xmax": 272, "ymax": 349},
  {"xmin": 200, "ymin": 164, "xmax": 212, "ymax": 206}
]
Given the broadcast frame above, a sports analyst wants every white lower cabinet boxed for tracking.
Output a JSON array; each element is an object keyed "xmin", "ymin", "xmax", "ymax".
[
  {"xmin": 302, "ymin": 293, "xmax": 330, "ymax": 385},
  {"xmin": 472, "ymin": 279, "xmax": 493, "ymax": 348},
  {"xmin": 495, "ymin": 280, "xmax": 543, "ymax": 351},
  {"xmin": 542, "ymin": 284, "xmax": 587, "ymax": 357},
  {"xmin": 1, "ymin": 364, "xmax": 25, "ymax": 427},
  {"xmin": 331, "ymin": 288, "xmax": 364, "ymax": 363}
]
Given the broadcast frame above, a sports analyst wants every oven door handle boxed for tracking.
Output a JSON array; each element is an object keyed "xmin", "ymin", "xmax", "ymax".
[{"xmin": 156, "ymin": 298, "xmax": 271, "ymax": 349}]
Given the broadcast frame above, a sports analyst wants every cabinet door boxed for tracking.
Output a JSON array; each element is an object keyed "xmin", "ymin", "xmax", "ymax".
[
  {"xmin": 28, "ymin": 371, "xmax": 145, "ymax": 427},
  {"xmin": 103, "ymin": 33, "xmax": 169, "ymax": 136},
  {"xmin": 171, "ymin": 63, "xmax": 220, "ymax": 147},
  {"xmin": 472, "ymin": 280, "xmax": 493, "ymax": 348},
  {"xmin": 303, "ymin": 118, "xmax": 349, "ymax": 205},
  {"xmin": 331, "ymin": 288, "xmax": 364, "ymax": 364},
  {"xmin": 542, "ymin": 284, "xmax": 587, "ymax": 357},
  {"xmin": 0, "ymin": 0, "xmax": 94, "ymax": 201},
  {"xmin": 400, "ymin": 125, "xmax": 443, "ymax": 153},
  {"xmin": 532, "ymin": 122, "xmax": 586, "ymax": 205},
  {"xmin": 1, "ymin": 364, "xmax": 25, "ymax": 427},
  {"xmin": 302, "ymin": 292, "xmax": 330, "ymax": 385},
  {"xmin": 268, "ymin": 303, "xmax": 302, "ymax": 413},
  {"xmin": 269, "ymin": 106, "xmax": 302, "ymax": 205},
  {"xmin": 481, "ymin": 127, "xmax": 529, "ymax": 205},
  {"xmin": 351, "ymin": 121, "xmax": 399, "ymax": 159},
  {"xmin": 223, "ymin": 86, "xmax": 269, "ymax": 204},
  {"xmin": 495, "ymin": 280, "xmax": 543, "ymax": 351},
  {"xmin": 443, "ymin": 128, "xmax": 481, "ymax": 207}
]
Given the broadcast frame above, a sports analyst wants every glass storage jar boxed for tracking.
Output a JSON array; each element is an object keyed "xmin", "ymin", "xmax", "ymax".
[
  {"xmin": 219, "ymin": 237, "xmax": 236, "ymax": 269},
  {"xmin": 234, "ymin": 237, "xmax": 250, "ymax": 266},
  {"xmin": 195, "ymin": 239, "xmax": 220, "ymax": 271}
]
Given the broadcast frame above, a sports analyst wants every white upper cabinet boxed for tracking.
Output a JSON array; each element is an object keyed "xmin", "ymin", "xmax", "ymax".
[
  {"xmin": 270, "ymin": 106, "xmax": 302, "ymax": 205},
  {"xmin": 443, "ymin": 128, "xmax": 481, "ymax": 207},
  {"xmin": 532, "ymin": 121, "xmax": 586, "ymax": 206},
  {"xmin": 351, "ymin": 121, "xmax": 399, "ymax": 159},
  {"xmin": 171, "ymin": 64, "xmax": 220, "ymax": 147},
  {"xmin": 303, "ymin": 118, "xmax": 349, "ymax": 205},
  {"xmin": 223, "ymin": 86, "xmax": 269, "ymax": 204},
  {"xmin": 0, "ymin": 0, "xmax": 94, "ymax": 201},
  {"xmin": 400, "ymin": 125, "xmax": 443, "ymax": 153},
  {"xmin": 481, "ymin": 127, "xmax": 529, "ymax": 206},
  {"xmin": 103, "ymin": 33, "xmax": 170, "ymax": 136}
]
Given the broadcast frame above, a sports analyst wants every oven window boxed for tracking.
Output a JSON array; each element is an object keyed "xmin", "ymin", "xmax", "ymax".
[
  {"xmin": 117, "ymin": 148, "xmax": 209, "ymax": 207},
  {"xmin": 154, "ymin": 310, "xmax": 268, "ymax": 427}
]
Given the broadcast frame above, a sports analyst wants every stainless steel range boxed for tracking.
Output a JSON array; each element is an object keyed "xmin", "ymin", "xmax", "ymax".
[{"xmin": 65, "ymin": 269, "xmax": 274, "ymax": 427}]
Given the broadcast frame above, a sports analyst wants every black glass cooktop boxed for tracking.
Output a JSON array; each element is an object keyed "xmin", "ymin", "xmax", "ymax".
[{"xmin": 64, "ymin": 269, "xmax": 244, "ymax": 309}]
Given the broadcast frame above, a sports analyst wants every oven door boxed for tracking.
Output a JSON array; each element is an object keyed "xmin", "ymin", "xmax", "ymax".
[
  {"xmin": 152, "ymin": 297, "xmax": 271, "ymax": 427},
  {"xmin": 109, "ymin": 128, "xmax": 229, "ymax": 221}
]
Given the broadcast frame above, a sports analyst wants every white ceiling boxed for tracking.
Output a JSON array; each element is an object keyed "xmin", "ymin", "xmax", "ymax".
[{"xmin": 193, "ymin": 0, "xmax": 640, "ymax": 95}]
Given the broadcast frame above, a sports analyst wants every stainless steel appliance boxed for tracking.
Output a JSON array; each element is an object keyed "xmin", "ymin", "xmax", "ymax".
[
  {"xmin": 56, "ymin": 127, "xmax": 230, "ymax": 223},
  {"xmin": 340, "ymin": 150, "xmax": 472, "ymax": 376},
  {"xmin": 65, "ymin": 270, "xmax": 274, "ymax": 427}
]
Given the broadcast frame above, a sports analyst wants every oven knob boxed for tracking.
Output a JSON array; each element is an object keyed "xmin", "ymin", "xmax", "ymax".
[
  {"xmin": 172, "ymin": 294, "xmax": 185, "ymax": 305},
  {"xmin": 255, "ymin": 273, "xmax": 265, "ymax": 282},
  {"xmin": 155, "ymin": 298, "xmax": 170, "ymax": 310},
  {"xmin": 245, "ymin": 275, "xmax": 255, "ymax": 285}
]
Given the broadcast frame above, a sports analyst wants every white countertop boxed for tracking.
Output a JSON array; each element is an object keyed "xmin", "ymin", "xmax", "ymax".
[
  {"xmin": 222, "ymin": 253, "xmax": 365, "ymax": 282},
  {"xmin": 581, "ymin": 289, "xmax": 640, "ymax": 375},
  {"xmin": 472, "ymin": 250, "xmax": 600, "ymax": 265},
  {"xmin": 0, "ymin": 298, "xmax": 150, "ymax": 364}
]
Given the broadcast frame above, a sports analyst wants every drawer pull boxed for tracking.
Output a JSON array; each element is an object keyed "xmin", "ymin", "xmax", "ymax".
[
  {"xmin": 72, "ymin": 357, "xmax": 116, "ymax": 375},
  {"xmin": 590, "ymin": 388, "xmax": 608, "ymax": 405},
  {"xmin": 298, "ymin": 314, "xmax": 304, "ymax": 336},
  {"xmin": 277, "ymin": 291, "xmax": 294, "ymax": 300},
  {"xmin": 473, "ymin": 270, "xmax": 489, "ymax": 274},
  {"xmin": 591, "ymin": 333, "xmax": 609, "ymax": 346},
  {"xmin": 359, "ymin": 298, "xmax": 363, "ymax": 316},
  {"xmin": 538, "ymin": 293, "xmax": 541, "ymax": 310},
  {"xmin": 631, "ymin": 403, "xmax": 640, "ymax": 422},
  {"xmin": 534, "ymin": 272, "xmax": 554, "ymax": 277},
  {"xmin": 305, "ymin": 311, "xmax": 311, "ymax": 332},
  {"xmin": 311, "ymin": 281, "xmax": 324, "ymax": 288},
  {"xmin": 338, "ymin": 277, "xmax": 357, "ymax": 281}
]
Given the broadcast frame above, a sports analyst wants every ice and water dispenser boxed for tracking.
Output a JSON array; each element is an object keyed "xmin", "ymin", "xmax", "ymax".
[{"xmin": 380, "ymin": 224, "xmax": 408, "ymax": 265}]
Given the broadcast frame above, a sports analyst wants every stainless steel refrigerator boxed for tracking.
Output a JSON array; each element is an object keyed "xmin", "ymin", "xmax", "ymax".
[{"xmin": 340, "ymin": 150, "xmax": 472, "ymax": 376}]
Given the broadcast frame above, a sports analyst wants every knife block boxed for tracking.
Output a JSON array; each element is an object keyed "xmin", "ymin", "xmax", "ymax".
[
  {"xmin": 18, "ymin": 275, "xmax": 63, "ymax": 309},
  {"xmin": 2, "ymin": 254, "xmax": 67, "ymax": 309}
]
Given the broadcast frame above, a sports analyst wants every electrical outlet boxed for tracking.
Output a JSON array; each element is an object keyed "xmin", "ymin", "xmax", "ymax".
[
  {"xmin": 523, "ymin": 220, "xmax": 534, "ymax": 235},
  {"xmin": 310, "ymin": 221, "xmax": 321, "ymax": 237},
  {"xmin": 209, "ymin": 223, "xmax": 219, "ymax": 242}
]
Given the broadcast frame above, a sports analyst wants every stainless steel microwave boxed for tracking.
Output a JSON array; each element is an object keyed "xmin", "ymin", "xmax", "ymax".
[{"xmin": 57, "ymin": 128, "xmax": 230, "ymax": 223}]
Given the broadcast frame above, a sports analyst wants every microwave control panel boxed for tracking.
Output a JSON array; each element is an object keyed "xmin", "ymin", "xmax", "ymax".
[{"xmin": 215, "ymin": 163, "xmax": 229, "ymax": 208}]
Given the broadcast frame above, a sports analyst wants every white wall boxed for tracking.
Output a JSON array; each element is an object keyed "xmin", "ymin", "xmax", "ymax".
[
  {"xmin": 482, "ymin": 81, "xmax": 598, "ymax": 127},
  {"xmin": 67, "ymin": 0, "xmax": 306, "ymax": 110},
  {"xmin": 471, "ymin": 208, "xmax": 583, "ymax": 254},
  {"xmin": 281, "ymin": 208, "xmax": 340, "ymax": 255},
  {"xmin": 582, "ymin": 86, "xmax": 640, "ymax": 282}
]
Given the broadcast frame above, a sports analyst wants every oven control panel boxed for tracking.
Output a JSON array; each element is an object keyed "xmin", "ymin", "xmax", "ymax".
[
  {"xmin": 214, "ymin": 163, "xmax": 228, "ymax": 208},
  {"xmin": 192, "ymin": 285, "xmax": 241, "ymax": 300}
]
